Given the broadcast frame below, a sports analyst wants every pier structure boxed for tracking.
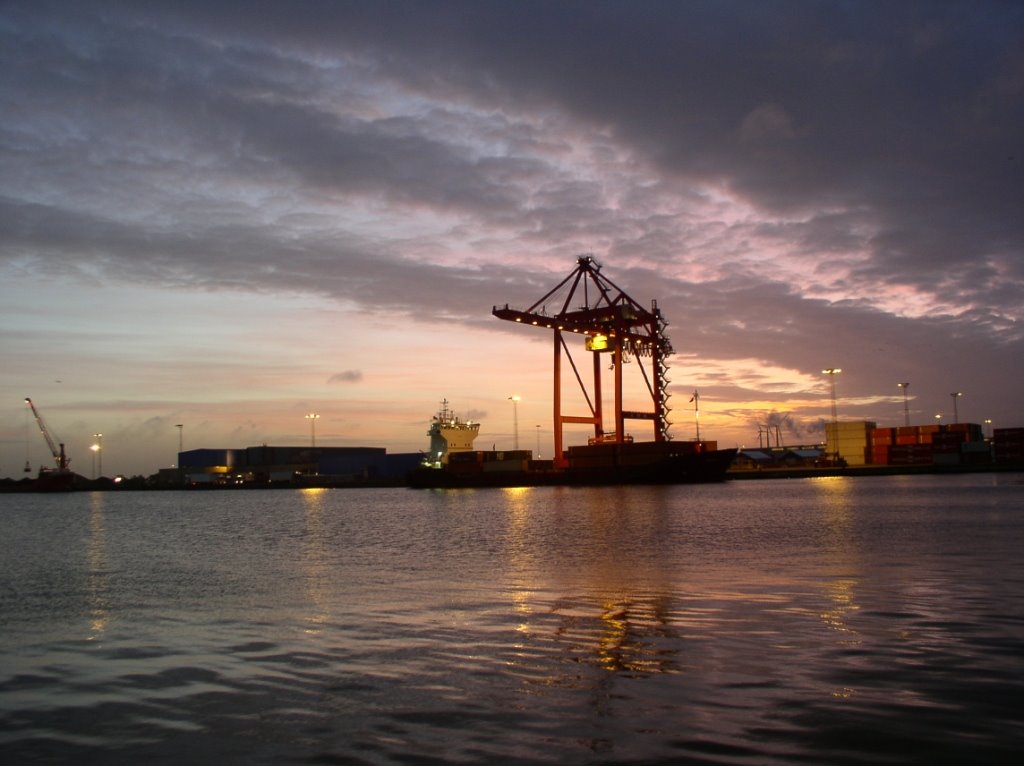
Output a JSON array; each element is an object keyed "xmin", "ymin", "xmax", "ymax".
[{"xmin": 493, "ymin": 256, "xmax": 673, "ymax": 468}]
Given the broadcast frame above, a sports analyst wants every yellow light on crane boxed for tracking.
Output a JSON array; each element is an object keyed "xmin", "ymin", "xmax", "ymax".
[{"xmin": 586, "ymin": 333, "xmax": 609, "ymax": 351}]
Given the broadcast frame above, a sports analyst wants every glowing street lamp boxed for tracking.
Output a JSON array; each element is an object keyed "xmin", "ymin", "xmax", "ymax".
[
  {"xmin": 305, "ymin": 412, "xmax": 320, "ymax": 449},
  {"xmin": 822, "ymin": 368, "xmax": 842, "ymax": 422},
  {"xmin": 93, "ymin": 432, "xmax": 103, "ymax": 477},
  {"xmin": 690, "ymin": 389, "xmax": 701, "ymax": 442},
  {"xmin": 822, "ymin": 368, "xmax": 842, "ymax": 461},
  {"xmin": 90, "ymin": 443, "xmax": 100, "ymax": 480},
  {"xmin": 508, "ymin": 396, "xmax": 520, "ymax": 450},
  {"xmin": 950, "ymin": 392, "xmax": 963, "ymax": 423},
  {"xmin": 897, "ymin": 382, "xmax": 910, "ymax": 427}
]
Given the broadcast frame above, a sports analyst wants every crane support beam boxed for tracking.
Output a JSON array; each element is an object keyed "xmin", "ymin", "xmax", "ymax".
[{"xmin": 621, "ymin": 411, "xmax": 657, "ymax": 420}]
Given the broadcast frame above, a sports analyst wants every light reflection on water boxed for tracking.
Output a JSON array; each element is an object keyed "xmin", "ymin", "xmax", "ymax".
[{"xmin": 1, "ymin": 474, "xmax": 1023, "ymax": 764}]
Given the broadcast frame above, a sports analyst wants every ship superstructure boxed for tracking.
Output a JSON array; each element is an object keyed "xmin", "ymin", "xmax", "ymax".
[{"xmin": 425, "ymin": 400, "xmax": 480, "ymax": 467}]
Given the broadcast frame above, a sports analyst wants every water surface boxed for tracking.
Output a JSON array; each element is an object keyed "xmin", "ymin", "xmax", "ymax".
[{"xmin": 2, "ymin": 474, "xmax": 1023, "ymax": 763}]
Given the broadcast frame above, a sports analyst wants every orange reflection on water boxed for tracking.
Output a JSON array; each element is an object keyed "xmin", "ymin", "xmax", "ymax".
[
  {"xmin": 298, "ymin": 487, "xmax": 331, "ymax": 634},
  {"xmin": 86, "ymin": 492, "xmax": 109, "ymax": 640},
  {"xmin": 809, "ymin": 477, "xmax": 862, "ymax": 650},
  {"xmin": 502, "ymin": 486, "xmax": 540, "ymax": 634}
]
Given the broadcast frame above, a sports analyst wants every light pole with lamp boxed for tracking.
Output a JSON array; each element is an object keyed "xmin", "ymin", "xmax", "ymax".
[
  {"xmin": 508, "ymin": 396, "xmax": 520, "ymax": 450},
  {"xmin": 305, "ymin": 412, "xmax": 320, "ymax": 448},
  {"xmin": 305, "ymin": 412, "xmax": 320, "ymax": 476},
  {"xmin": 691, "ymin": 389, "xmax": 701, "ymax": 442},
  {"xmin": 950, "ymin": 392, "xmax": 962, "ymax": 423},
  {"xmin": 897, "ymin": 382, "xmax": 910, "ymax": 427},
  {"xmin": 822, "ymin": 368, "xmax": 842, "ymax": 461},
  {"xmin": 175, "ymin": 424, "xmax": 183, "ymax": 467},
  {"xmin": 93, "ymin": 433, "xmax": 102, "ymax": 477},
  {"xmin": 535, "ymin": 424, "xmax": 541, "ymax": 458},
  {"xmin": 90, "ymin": 443, "xmax": 99, "ymax": 480}
]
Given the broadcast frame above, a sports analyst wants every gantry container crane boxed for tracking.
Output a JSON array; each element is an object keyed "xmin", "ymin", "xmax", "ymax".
[
  {"xmin": 24, "ymin": 397, "xmax": 70, "ymax": 472},
  {"xmin": 493, "ymin": 256, "xmax": 673, "ymax": 467}
]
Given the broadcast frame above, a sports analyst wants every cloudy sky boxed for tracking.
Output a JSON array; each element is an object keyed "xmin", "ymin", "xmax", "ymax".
[{"xmin": 2, "ymin": 0, "xmax": 1022, "ymax": 478}]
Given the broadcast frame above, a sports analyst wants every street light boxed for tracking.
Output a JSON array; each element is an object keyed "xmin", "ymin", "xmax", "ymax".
[
  {"xmin": 897, "ymin": 382, "xmax": 910, "ymax": 427},
  {"xmin": 93, "ymin": 433, "xmax": 103, "ymax": 477},
  {"xmin": 535, "ymin": 424, "xmax": 541, "ymax": 458},
  {"xmin": 950, "ymin": 392, "xmax": 963, "ymax": 423},
  {"xmin": 508, "ymin": 396, "xmax": 520, "ymax": 450},
  {"xmin": 691, "ymin": 389, "xmax": 701, "ymax": 442},
  {"xmin": 305, "ymin": 412, "xmax": 320, "ymax": 448},
  {"xmin": 90, "ymin": 443, "xmax": 100, "ymax": 480},
  {"xmin": 822, "ymin": 368, "xmax": 842, "ymax": 462},
  {"xmin": 175, "ymin": 424, "xmax": 183, "ymax": 467}
]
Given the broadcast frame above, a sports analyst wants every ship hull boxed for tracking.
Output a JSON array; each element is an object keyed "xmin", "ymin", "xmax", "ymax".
[{"xmin": 408, "ymin": 446, "xmax": 737, "ymax": 489}]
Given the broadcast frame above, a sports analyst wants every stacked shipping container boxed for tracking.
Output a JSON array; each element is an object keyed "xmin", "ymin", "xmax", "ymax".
[
  {"xmin": 993, "ymin": 428, "xmax": 1024, "ymax": 465},
  {"xmin": 868, "ymin": 423, "xmax": 987, "ymax": 466}
]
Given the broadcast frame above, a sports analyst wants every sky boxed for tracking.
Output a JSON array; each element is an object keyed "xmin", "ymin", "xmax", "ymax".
[{"xmin": 2, "ymin": 0, "xmax": 1023, "ymax": 479}]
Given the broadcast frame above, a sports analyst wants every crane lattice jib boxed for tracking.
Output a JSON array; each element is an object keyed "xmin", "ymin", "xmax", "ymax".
[
  {"xmin": 492, "ymin": 256, "xmax": 674, "ymax": 465},
  {"xmin": 25, "ymin": 397, "xmax": 68, "ymax": 470}
]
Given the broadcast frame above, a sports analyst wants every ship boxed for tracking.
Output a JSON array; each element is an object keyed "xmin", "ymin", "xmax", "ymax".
[
  {"xmin": 421, "ymin": 399, "xmax": 482, "ymax": 468},
  {"xmin": 408, "ymin": 402, "xmax": 737, "ymax": 488}
]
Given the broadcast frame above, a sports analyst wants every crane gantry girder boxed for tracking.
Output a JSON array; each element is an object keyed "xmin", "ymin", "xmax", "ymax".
[
  {"xmin": 490, "ymin": 306, "xmax": 673, "ymax": 356},
  {"xmin": 492, "ymin": 255, "xmax": 674, "ymax": 467}
]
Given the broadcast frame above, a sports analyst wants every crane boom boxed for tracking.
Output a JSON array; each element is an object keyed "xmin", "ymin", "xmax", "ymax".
[{"xmin": 24, "ymin": 397, "xmax": 69, "ymax": 471}]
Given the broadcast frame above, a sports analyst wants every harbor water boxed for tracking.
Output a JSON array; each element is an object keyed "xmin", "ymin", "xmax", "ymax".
[{"xmin": 2, "ymin": 474, "xmax": 1023, "ymax": 764}]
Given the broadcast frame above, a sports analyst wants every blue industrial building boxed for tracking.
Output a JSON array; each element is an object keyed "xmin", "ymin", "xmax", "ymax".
[{"xmin": 178, "ymin": 445, "xmax": 422, "ymax": 486}]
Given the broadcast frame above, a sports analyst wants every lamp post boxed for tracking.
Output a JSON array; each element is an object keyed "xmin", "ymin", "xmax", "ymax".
[
  {"xmin": 950, "ymin": 392, "xmax": 963, "ymax": 423},
  {"xmin": 175, "ymin": 424, "xmax": 183, "ymax": 467},
  {"xmin": 822, "ymin": 368, "xmax": 842, "ymax": 460},
  {"xmin": 305, "ymin": 412, "xmax": 320, "ymax": 449},
  {"xmin": 508, "ymin": 396, "xmax": 520, "ymax": 450},
  {"xmin": 305, "ymin": 412, "xmax": 320, "ymax": 477},
  {"xmin": 897, "ymin": 382, "xmax": 910, "ymax": 427},
  {"xmin": 90, "ymin": 443, "xmax": 99, "ymax": 480},
  {"xmin": 535, "ymin": 424, "xmax": 541, "ymax": 458},
  {"xmin": 691, "ymin": 389, "xmax": 701, "ymax": 442},
  {"xmin": 92, "ymin": 432, "xmax": 103, "ymax": 477}
]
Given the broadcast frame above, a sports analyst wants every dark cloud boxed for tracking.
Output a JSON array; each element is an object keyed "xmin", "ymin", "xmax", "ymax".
[{"xmin": 2, "ymin": 0, "xmax": 1022, "ymax": 438}]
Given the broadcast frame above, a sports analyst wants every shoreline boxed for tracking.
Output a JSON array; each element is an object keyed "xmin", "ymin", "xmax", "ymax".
[{"xmin": 4, "ymin": 462, "xmax": 1024, "ymax": 492}]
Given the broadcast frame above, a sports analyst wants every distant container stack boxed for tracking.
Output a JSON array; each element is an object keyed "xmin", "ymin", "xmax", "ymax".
[
  {"xmin": 821, "ymin": 420, "xmax": 1020, "ymax": 469},
  {"xmin": 993, "ymin": 428, "xmax": 1024, "ymax": 465},
  {"xmin": 825, "ymin": 421, "xmax": 875, "ymax": 466}
]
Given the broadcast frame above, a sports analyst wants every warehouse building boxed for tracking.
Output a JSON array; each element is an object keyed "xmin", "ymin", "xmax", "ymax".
[{"xmin": 177, "ymin": 445, "xmax": 422, "ymax": 486}]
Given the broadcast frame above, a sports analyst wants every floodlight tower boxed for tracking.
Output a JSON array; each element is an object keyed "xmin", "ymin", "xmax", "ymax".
[
  {"xmin": 822, "ymin": 368, "xmax": 842, "ymax": 461},
  {"xmin": 897, "ymin": 382, "xmax": 910, "ymax": 427},
  {"xmin": 950, "ymin": 392, "xmax": 963, "ymax": 423},
  {"xmin": 493, "ymin": 256, "xmax": 673, "ymax": 468}
]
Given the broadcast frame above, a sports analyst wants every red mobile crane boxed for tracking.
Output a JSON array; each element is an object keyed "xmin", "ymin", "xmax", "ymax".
[{"xmin": 25, "ymin": 397, "xmax": 70, "ymax": 473}]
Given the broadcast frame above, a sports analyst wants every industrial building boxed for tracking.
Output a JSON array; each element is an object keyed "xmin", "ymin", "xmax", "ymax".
[{"xmin": 176, "ymin": 445, "xmax": 422, "ymax": 487}]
